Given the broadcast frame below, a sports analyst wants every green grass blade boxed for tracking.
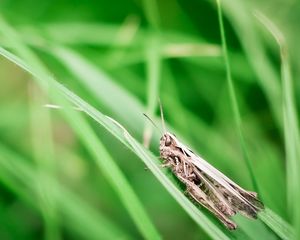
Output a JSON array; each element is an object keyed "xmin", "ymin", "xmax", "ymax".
[
  {"xmin": 58, "ymin": 100, "xmax": 162, "ymax": 240},
  {"xmin": 141, "ymin": 0, "xmax": 160, "ymax": 30},
  {"xmin": 211, "ymin": 0, "xmax": 282, "ymax": 130},
  {"xmin": 215, "ymin": 4, "xmax": 296, "ymax": 239},
  {"xmin": 0, "ymin": 16, "xmax": 161, "ymax": 240},
  {"xmin": 144, "ymin": 34, "xmax": 161, "ymax": 147},
  {"xmin": 49, "ymin": 46, "xmax": 146, "ymax": 138},
  {"xmin": 29, "ymin": 84, "xmax": 60, "ymax": 240},
  {"xmin": 0, "ymin": 45, "xmax": 230, "ymax": 240},
  {"xmin": 254, "ymin": 12, "xmax": 300, "ymax": 239},
  {"xmin": 29, "ymin": 22, "xmax": 136, "ymax": 47},
  {"xmin": 58, "ymin": 86, "xmax": 232, "ymax": 240},
  {"xmin": 215, "ymin": 0, "xmax": 259, "ymax": 192},
  {"xmin": 0, "ymin": 144, "xmax": 131, "ymax": 240},
  {"xmin": 142, "ymin": 0, "xmax": 162, "ymax": 139},
  {"xmin": 259, "ymin": 208, "xmax": 295, "ymax": 240}
]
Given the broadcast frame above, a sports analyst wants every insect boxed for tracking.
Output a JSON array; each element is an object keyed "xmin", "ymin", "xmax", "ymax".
[{"xmin": 155, "ymin": 104, "xmax": 264, "ymax": 230}]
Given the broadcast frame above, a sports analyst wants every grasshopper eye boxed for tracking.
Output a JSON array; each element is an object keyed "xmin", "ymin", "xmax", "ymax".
[{"xmin": 165, "ymin": 137, "xmax": 172, "ymax": 146}]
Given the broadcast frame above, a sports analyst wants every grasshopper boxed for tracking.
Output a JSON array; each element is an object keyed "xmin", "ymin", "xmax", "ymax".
[{"xmin": 157, "ymin": 104, "xmax": 264, "ymax": 230}]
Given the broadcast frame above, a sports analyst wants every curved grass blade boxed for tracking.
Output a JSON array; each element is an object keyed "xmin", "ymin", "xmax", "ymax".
[
  {"xmin": 254, "ymin": 12, "xmax": 299, "ymax": 239},
  {"xmin": 49, "ymin": 45, "xmax": 146, "ymax": 139},
  {"xmin": 0, "ymin": 45, "xmax": 230, "ymax": 240},
  {"xmin": 58, "ymin": 97, "xmax": 162, "ymax": 240},
  {"xmin": 215, "ymin": 0, "xmax": 259, "ymax": 193},
  {"xmin": 0, "ymin": 144, "xmax": 131, "ymax": 240},
  {"xmin": 0, "ymin": 16, "xmax": 161, "ymax": 240},
  {"xmin": 208, "ymin": 0, "xmax": 282, "ymax": 130},
  {"xmin": 214, "ymin": 4, "xmax": 295, "ymax": 239},
  {"xmin": 60, "ymin": 87, "xmax": 232, "ymax": 240}
]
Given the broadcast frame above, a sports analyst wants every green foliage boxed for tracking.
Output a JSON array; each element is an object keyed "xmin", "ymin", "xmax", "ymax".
[{"xmin": 0, "ymin": 0, "xmax": 299, "ymax": 239}]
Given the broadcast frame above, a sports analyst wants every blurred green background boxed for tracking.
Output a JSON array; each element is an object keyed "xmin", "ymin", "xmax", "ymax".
[{"xmin": 0, "ymin": 0, "xmax": 299, "ymax": 239}]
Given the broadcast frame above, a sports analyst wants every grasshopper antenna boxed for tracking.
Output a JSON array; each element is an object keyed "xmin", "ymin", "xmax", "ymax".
[
  {"xmin": 158, "ymin": 99, "xmax": 167, "ymax": 133},
  {"xmin": 143, "ymin": 113, "xmax": 163, "ymax": 135}
]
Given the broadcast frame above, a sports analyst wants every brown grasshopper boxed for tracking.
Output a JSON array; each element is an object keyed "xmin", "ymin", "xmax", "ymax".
[{"xmin": 156, "ymin": 104, "xmax": 264, "ymax": 230}]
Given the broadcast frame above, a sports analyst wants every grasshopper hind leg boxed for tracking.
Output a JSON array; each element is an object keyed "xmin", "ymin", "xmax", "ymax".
[
  {"xmin": 189, "ymin": 186, "xmax": 237, "ymax": 230},
  {"xmin": 178, "ymin": 175, "xmax": 237, "ymax": 230}
]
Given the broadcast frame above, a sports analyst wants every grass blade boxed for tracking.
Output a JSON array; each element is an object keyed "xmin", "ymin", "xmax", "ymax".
[
  {"xmin": 50, "ymin": 46, "xmax": 146, "ymax": 138},
  {"xmin": 0, "ymin": 144, "xmax": 131, "ymax": 240},
  {"xmin": 0, "ymin": 45, "xmax": 230, "ymax": 240},
  {"xmin": 259, "ymin": 208, "xmax": 294, "ymax": 240},
  {"xmin": 58, "ymin": 98, "xmax": 162, "ymax": 240},
  {"xmin": 0, "ymin": 16, "xmax": 161, "ymax": 240},
  {"xmin": 29, "ymin": 83, "xmax": 60, "ymax": 240},
  {"xmin": 254, "ymin": 11, "xmax": 300, "ymax": 239},
  {"xmin": 143, "ymin": 34, "xmax": 161, "ymax": 147},
  {"xmin": 215, "ymin": 0, "xmax": 259, "ymax": 192},
  {"xmin": 211, "ymin": 0, "xmax": 282, "ymax": 130}
]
